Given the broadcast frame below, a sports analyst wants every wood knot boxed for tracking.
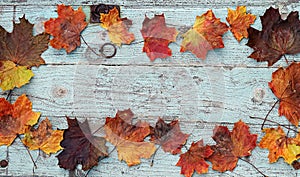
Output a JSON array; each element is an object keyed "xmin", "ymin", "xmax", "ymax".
[
  {"xmin": 52, "ymin": 86, "xmax": 68, "ymax": 98},
  {"xmin": 252, "ymin": 88, "xmax": 265, "ymax": 104}
]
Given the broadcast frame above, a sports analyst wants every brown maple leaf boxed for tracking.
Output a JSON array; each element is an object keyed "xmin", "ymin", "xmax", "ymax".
[
  {"xmin": 150, "ymin": 118, "xmax": 189, "ymax": 154},
  {"xmin": 259, "ymin": 126, "xmax": 300, "ymax": 164},
  {"xmin": 246, "ymin": 7, "xmax": 300, "ymax": 66},
  {"xmin": 22, "ymin": 118, "xmax": 64, "ymax": 155},
  {"xmin": 57, "ymin": 117, "xmax": 108, "ymax": 171},
  {"xmin": 44, "ymin": 4, "xmax": 87, "ymax": 53},
  {"xmin": 226, "ymin": 6, "xmax": 256, "ymax": 41},
  {"xmin": 0, "ymin": 16, "xmax": 49, "ymax": 68},
  {"xmin": 140, "ymin": 14, "xmax": 178, "ymax": 61},
  {"xmin": 104, "ymin": 110, "xmax": 156, "ymax": 166},
  {"xmin": 0, "ymin": 94, "xmax": 40, "ymax": 146},
  {"xmin": 207, "ymin": 120, "xmax": 257, "ymax": 172},
  {"xmin": 269, "ymin": 62, "xmax": 300, "ymax": 126},
  {"xmin": 176, "ymin": 139, "xmax": 213, "ymax": 177},
  {"xmin": 180, "ymin": 10, "xmax": 228, "ymax": 59}
]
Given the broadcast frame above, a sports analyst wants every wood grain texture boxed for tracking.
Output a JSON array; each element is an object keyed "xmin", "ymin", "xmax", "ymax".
[{"xmin": 0, "ymin": 0, "xmax": 299, "ymax": 176}]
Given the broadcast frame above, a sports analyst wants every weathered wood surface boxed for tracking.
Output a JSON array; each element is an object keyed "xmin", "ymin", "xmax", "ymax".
[{"xmin": 0, "ymin": 0, "xmax": 300, "ymax": 176}]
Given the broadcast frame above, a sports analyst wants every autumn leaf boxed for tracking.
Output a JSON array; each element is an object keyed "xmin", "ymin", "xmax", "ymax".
[
  {"xmin": 0, "ymin": 61, "xmax": 34, "ymax": 91},
  {"xmin": 150, "ymin": 118, "xmax": 189, "ymax": 154},
  {"xmin": 22, "ymin": 118, "xmax": 63, "ymax": 155},
  {"xmin": 246, "ymin": 7, "xmax": 300, "ymax": 66},
  {"xmin": 226, "ymin": 6, "xmax": 256, "ymax": 41},
  {"xmin": 259, "ymin": 126, "xmax": 300, "ymax": 164},
  {"xmin": 140, "ymin": 14, "xmax": 178, "ymax": 61},
  {"xmin": 0, "ymin": 15, "xmax": 49, "ymax": 67},
  {"xmin": 207, "ymin": 120, "xmax": 257, "ymax": 172},
  {"xmin": 176, "ymin": 139, "xmax": 213, "ymax": 177},
  {"xmin": 180, "ymin": 10, "xmax": 228, "ymax": 59},
  {"xmin": 0, "ymin": 94, "xmax": 40, "ymax": 146},
  {"xmin": 116, "ymin": 108, "xmax": 134, "ymax": 123},
  {"xmin": 104, "ymin": 110, "xmax": 156, "ymax": 166},
  {"xmin": 268, "ymin": 62, "xmax": 300, "ymax": 126},
  {"xmin": 100, "ymin": 7, "xmax": 135, "ymax": 46},
  {"xmin": 44, "ymin": 4, "xmax": 87, "ymax": 53}
]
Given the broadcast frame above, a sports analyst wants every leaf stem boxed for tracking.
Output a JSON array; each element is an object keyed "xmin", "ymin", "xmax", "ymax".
[
  {"xmin": 18, "ymin": 135, "xmax": 37, "ymax": 169},
  {"xmin": 238, "ymin": 157, "xmax": 268, "ymax": 177},
  {"xmin": 150, "ymin": 145, "xmax": 161, "ymax": 167},
  {"xmin": 80, "ymin": 34, "xmax": 102, "ymax": 57},
  {"xmin": 283, "ymin": 54, "xmax": 289, "ymax": 65},
  {"xmin": 261, "ymin": 99, "xmax": 280, "ymax": 130},
  {"xmin": 6, "ymin": 90, "xmax": 12, "ymax": 101}
]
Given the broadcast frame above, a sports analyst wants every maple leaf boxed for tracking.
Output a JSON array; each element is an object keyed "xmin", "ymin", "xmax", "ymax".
[
  {"xmin": 0, "ymin": 61, "xmax": 34, "ymax": 91},
  {"xmin": 180, "ymin": 10, "xmax": 228, "ymax": 59},
  {"xmin": 226, "ymin": 6, "xmax": 256, "ymax": 41},
  {"xmin": 0, "ymin": 16, "xmax": 49, "ymax": 68},
  {"xmin": 116, "ymin": 108, "xmax": 134, "ymax": 123},
  {"xmin": 140, "ymin": 14, "xmax": 178, "ymax": 61},
  {"xmin": 268, "ymin": 62, "xmax": 300, "ymax": 126},
  {"xmin": 104, "ymin": 110, "xmax": 156, "ymax": 166},
  {"xmin": 100, "ymin": 7, "xmax": 135, "ymax": 46},
  {"xmin": 150, "ymin": 118, "xmax": 189, "ymax": 154},
  {"xmin": 44, "ymin": 4, "xmax": 87, "ymax": 53},
  {"xmin": 207, "ymin": 120, "xmax": 257, "ymax": 172},
  {"xmin": 176, "ymin": 139, "xmax": 213, "ymax": 177},
  {"xmin": 0, "ymin": 94, "xmax": 40, "ymax": 146},
  {"xmin": 22, "ymin": 118, "xmax": 63, "ymax": 154},
  {"xmin": 259, "ymin": 126, "xmax": 300, "ymax": 164},
  {"xmin": 57, "ymin": 117, "xmax": 108, "ymax": 171},
  {"xmin": 246, "ymin": 7, "xmax": 300, "ymax": 66}
]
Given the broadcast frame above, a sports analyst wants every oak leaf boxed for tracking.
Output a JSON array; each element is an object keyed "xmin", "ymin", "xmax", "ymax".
[
  {"xmin": 180, "ymin": 10, "xmax": 228, "ymax": 59},
  {"xmin": 57, "ymin": 117, "xmax": 108, "ymax": 170},
  {"xmin": 269, "ymin": 62, "xmax": 300, "ymax": 126},
  {"xmin": 207, "ymin": 120, "xmax": 257, "ymax": 172},
  {"xmin": 140, "ymin": 14, "xmax": 178, "ymax": 61},
  {"xmin": 259, "ymin": 127, "xmax": 300, "ymax": 164},
  {"xmin": 0, "ymin": 94, "xmax": 40, "ymax": 146},
  {"xmin": 226, "ymin": 6, "xmax": 256, "ymax": 41},
  {"xmin": 44, "ymin": 4, "xmax": 87, "ymax": 53},
  {"xmin": 176, "ymin": 139, "xmax": 213, "ymax": 177},
  {"xmin": 246, "ymin": 7, "xmax": 300, "ymax": 66},
  {"xmin": 104, "ymin": 110, "xmax": 156, "ymax": 166},
  {"xmin": 0, "ymin": 16, "xmax": 49, "ymax": 68},
  {"xmin": 150, "ymin": 118, "xmax": 189, "ymax": 154},
  {"xmin": 100, "ymin": 7, "xmax": 135, "ymax": 46},
  {"xmin": 0, "ymin": 61, "xmax": 34, "ymax": 91},
  {"xmin": 22, "ymin": 118, "xmax": 64, "ymax": 154}
]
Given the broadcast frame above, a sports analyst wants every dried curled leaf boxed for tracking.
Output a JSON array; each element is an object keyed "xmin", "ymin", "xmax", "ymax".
[
  {"xmin": 207, "ymin": 120, "xmax": 257, "ymax": 172},
  {"xmin": 57, "ymin": 117, "xmax": 108, "ymax": 171},
  {"xmin": 180, "ymin": 10, "xmax": 228, "ymax": 59},
  {"xmin": 246, "ymin": 7, "xmax": 300, "ymax": 66},
  {"xmin": 22, "ymin": 118, "xmax": 64, "ymax": 154},
  {"xmin": 259, "ymin": 127, "xmax": 300, "ymax": 164},
  {"xmin": 140, "ymin": 14, "xmax": 178, "ymax": 61},
  {"xmin": 0, "ymin": 61, "xmax": 34, "ymax": 91},
  {"xmin": 0, "ymin": 94, "xmax": 40, "ymax": 146},
  {"xmin": 150, "ymin": 118, "xmax": 189, "ymax": 154},
  {"xmin": 176, "ymin": 139, "xmax": 213, "ymax": 177},
  {"xmin": 44, "ymin": 4, "xmax": 87, "ymax": 53},
  {"xmin": 226, "ymin": 6, "xmax": 256, "ymax": 41},
  {"xmin": 100, "ymin": 7, "xmax": 135, "ymax": 46},
  {"xmin": 104, "ymin": 110, "xmax": 156, "ymax": 166},
  {"xmin": 269, "ymin": 62, "xmax": 300, "ymax": 126}
]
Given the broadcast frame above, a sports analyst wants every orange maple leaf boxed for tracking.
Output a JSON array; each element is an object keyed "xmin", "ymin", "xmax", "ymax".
[
  {"xmin": 22, "ymin": 118, "xmax": 64, "ymax": 155},
  {"xmin": 44, "ymin": 4, "xmax": 87, "ymax": 53},
  {"xmin": 150, "ymin": 118, "xmax": 189, "ymax": 154},
  {"xmin": 0, "ymin": 94, "xmax": 40, "ymax": 146},
  {"xmin": 180, "ymin": 10, "xmax": 228, "ymax": 59},
  {"xmin": 226, "ymin": 6, "xmax": 256, "ymax": 41},
  {"xmin": 207, "ymin": 120, "xmax": 257, "ymax": 172},
  {"xmin": 140, "ymin": 14, "xmax": 178, "ymax": 61},
  {"xmin": 259, "ymin": 126, "xmax": 300, "ymax": 164},
  {"xmin": 269, "ymin": 62, "xmax": 300, "ymax": 126},
  {"xmin": 100, "ymin": 7, "xmax": 135, "ymax": 46},
  {"xmin": 176, "ymin": 139, "xmax": 213, "ymax": 177},
  {"xmin": 104, "ymin": 110, "xmax": 156, "ymax": 166}
]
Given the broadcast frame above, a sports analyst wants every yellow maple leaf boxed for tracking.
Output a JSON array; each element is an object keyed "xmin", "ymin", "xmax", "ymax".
[
  {"xmin": 100, "ymin": 7, "xmax": 135, "ymax": 46},
  {"xmin": 0, "ymin": 61, "xmax": 34, "ymax": 91},
  {"xmin": 22, "ymin": 118, "xmax": 64, "ymax": 154}
]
